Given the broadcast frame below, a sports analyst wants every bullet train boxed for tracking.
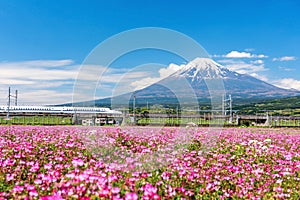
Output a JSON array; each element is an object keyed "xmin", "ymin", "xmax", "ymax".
[{"xmin": 0, "ymin": 105, "xmax": 122, "ymax": 115}]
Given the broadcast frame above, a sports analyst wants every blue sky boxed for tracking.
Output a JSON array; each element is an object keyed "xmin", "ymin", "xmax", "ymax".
[{"xmin": 0, "ymin": 0, "xmax": 299, "ymax": 104}]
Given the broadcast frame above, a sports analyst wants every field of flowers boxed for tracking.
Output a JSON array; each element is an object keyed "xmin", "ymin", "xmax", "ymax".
[{"xmin": 0, "ymin": 125, "xmax": 300, "ymax": 199}]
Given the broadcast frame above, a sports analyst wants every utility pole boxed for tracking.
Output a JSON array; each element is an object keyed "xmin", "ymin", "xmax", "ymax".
[
  {"xmin": 229, "ymin": 95, "xmax": 232, "ymax": 123},
  {"xmin": 176, "ymin": 105, "xmax": 179, "ymax": 122},
  {"xmin": 223, "ymin": 94, "xmax": 233, "ymax": 123},
  {"xmin": 133, "ymin": 95, "xmax": 136, "ymax": 124},
  {"xmin": 7, "ymin": 87, "xmax": 18, "ymax": 119},
  {"xmin": 73, "ymin": 108, "xmax": 78, "ymax": 125},
  {"xmin": 15, "ymin": 90, "xmax": 18, "ymax": 106},
  {"xmin": 222, "ymin": 94, "xmax": 225, "ymax": 115},
  {"xmin": 7, "ymin": 87, "xmax": 11, "ymax": 119}
]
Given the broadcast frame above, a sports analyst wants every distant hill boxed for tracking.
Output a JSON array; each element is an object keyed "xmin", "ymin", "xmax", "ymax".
[{"xmin": 233, "ymin": 96, "xmax": 300, "ymax": 115}]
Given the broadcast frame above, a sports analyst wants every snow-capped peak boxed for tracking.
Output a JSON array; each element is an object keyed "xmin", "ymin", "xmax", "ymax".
[{"xmin": 173, "ymin": 57, "xmax": 235, "ymax": 81}]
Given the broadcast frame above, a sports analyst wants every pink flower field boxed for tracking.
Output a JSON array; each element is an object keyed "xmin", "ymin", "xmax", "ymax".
[{"xmin": 0, "ymin": 126, "xmax": 300, "ymax": 199}]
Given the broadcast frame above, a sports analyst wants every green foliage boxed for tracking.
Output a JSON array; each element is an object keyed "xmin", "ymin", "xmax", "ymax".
[{"xmin": 234, "ymin": 96, "xmax": 300, "ymax": 115}]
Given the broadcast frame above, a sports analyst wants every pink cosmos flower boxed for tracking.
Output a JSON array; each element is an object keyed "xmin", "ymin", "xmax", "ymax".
[
  {"xmin": 72, "ymin": 159, "xmax": 84, "ymax": 167},
  {"xmin": 34, "ymin": 179, "xmax": 42, "ymax": 185},
  {"xmin": 6, "ymin": 174, "xmax": 14, "ymax": 182},
  {"xmin": 40, "ymin": 195, "xmax": 63, "ymax": 200},
  {"xmin": 44, "ymin": 163, "xmax": 52, "ymax": 170},
  {"xmin": 124, "ymin": 192, "xmax": 138, "ymax": 200},
  {"xmin": 12, "ymin": 185, "xmax": 24, "ymax": 193},
  {"xmin": 26, "ymin": 185, "xmax": 35, "ymax": 191},
  {"xmin": 29, "ymin": 190, "xmax": 38, "ymax": 197},
  {"xmin": 112, "ymin": 187, "xmax": 121, "ymax": 194}
]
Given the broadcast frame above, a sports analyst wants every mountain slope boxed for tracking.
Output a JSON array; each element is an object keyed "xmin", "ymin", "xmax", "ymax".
[
  {"xmin": 96, "ymin": 58, "xmax": 300, "ymax": 106},
  {"xmin": 134, "ymin": 58, "xmax": 298, "ymax": 98}
]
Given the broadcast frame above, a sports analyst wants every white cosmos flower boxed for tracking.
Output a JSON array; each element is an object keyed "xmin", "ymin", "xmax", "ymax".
[
  {"xmin": 248, "ymin": 140, "xmax": 258, "ymax": 145},
  {"xmin": 264, "ymin": 138, "xmax": 272, "ymax": 143},
  {"xmin": 261, "ymin": 146, "xmax": 268, "ymax": 150}
]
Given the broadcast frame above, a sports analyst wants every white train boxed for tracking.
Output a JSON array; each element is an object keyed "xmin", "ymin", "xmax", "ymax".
[{"xmin": 0, "ymin": 105, "xmax": 122, "ymax": 115}]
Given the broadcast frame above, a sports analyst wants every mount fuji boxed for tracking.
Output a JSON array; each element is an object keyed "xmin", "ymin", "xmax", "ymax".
[{"xmin": 97, "ymin": 58, "xmax": 300, "ymax": 106}]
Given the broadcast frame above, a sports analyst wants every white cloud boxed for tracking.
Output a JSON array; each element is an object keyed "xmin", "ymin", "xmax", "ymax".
[
  {"xmin": 0, "ymin": 79, "xmax": 36, "ymax": 85},
  {"xmin": 19, "ymin": 90, "xmax": 74, "ymax": 105},
  {"xmin": 0, "ymin": 60, "xmax": 78, "ymax": 81},
  {"xmin": 251, "ymin": 60, "xmax": 264, "ymax": 64},
  {"xmin": 249, "ymin": 73, "xmax": 268, "ymax": 82},
  {"xmin": 4, "ymin": 55, "xmax": 298, "ymax": 105},
  {"xmin": 225, "ymin": 51, "xmax": 252, "ymax": 58},
  {"xmin": 256, "ymin": 54, "xmax": 267, "ymax": 58},
  {"xmin": 130, "ymin": 63, "xmax": 183, "ymax": 90},
  {"xmin": 218, "ymin": 59, "xmax": 267, "ymax": 74},
  {"xmin": 0, "ymin": 59, "xmax": 152, "ymax": 104},
  {"xmin": 158, "ymin": 63, "xmax": 182, "ymax": 77},
  {"xmin": 0, "ymin": 68, "xmax": 77, "ymax": 80},
  {"xmin": 73, "ymin": 64, "xmax": 168, "ymax": 100},
  {"xmin": 0, "ymin": 59, "xmax": 74, "ymax": 68},
  {"xmin": 272, "ymin": 56, "xmax": 296, "ymax": 61},
  {"xmin": 224, "ymin": 51, "xmax": 268, "ymax": 58},
  {"xmin": 0, "ymin": 88, "xmax": 74, "ymax": 105},
  {"xmin": 0, "ymin": 59, "xmax": 82, "ymax": 105},
  {"xmin": 103, "ymin": 71, "xmax": 153, "ymax": 95},
  {"xmin": 278, "ymin": 66, "xmax": 295, "ymax": 71},
  {"xmin": 130, "ymin": 77, "xmax": 161, "ymax": 91},
  {"xmin": 211, "ymin": 54, "xmax": 221, "ymax": 58},
  {"xmin": 216, "ymin": 59, "xmax": 235, "ymax": 64},
  {"xmin": 272, "ymin": 78, "xmax": 300, "ymax": 91}
]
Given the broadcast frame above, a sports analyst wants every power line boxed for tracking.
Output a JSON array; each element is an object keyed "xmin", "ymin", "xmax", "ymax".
[
  {"xmin": 6, "ymin": 87, "xmax": 18, "ymax": 119},
  {"xmin": 15, "ymin": 90, "xmax": 18, "ymax": 106},
  {"xmin": 7, "ymin": 87, "xmax": 10, "ymax": 119},
  {"xmin": 133, "ymin": 95, "xmax": 136, "ymax": 124},
  {"xmin": 222, "ymin": 94, "xmax": 233, "ymax": 123}
]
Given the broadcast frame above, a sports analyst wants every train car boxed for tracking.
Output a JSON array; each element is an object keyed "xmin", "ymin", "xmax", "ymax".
[{"xmin": 0, "ymin": 105, "xmax": 122, "ymax": 115}]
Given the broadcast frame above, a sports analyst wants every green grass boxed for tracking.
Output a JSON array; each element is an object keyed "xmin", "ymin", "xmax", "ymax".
[
  {"xmin": 1, "ymin": 115, "xmax": 299, "ymax": 127},
  {"xmin": 131, "ymin": 117, "xmax": 232, "ymax": 126},
  {"xmin": 130, "ymin": 117, "xmax": 300, "ymax": 127},
  {"xmin": 0, "ymin": 116, "xmax": 73, "ymax": 125}
]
